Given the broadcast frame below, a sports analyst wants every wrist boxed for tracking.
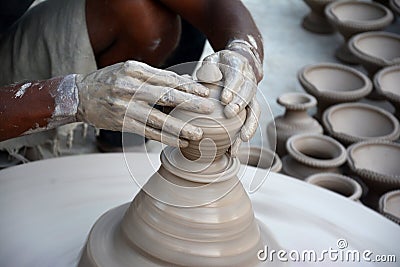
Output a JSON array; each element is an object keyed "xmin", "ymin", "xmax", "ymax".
[
  {"xmin": 226, "ymin": 40, "xmax": 263, "ymax": 82},
  {"xmin": 48, "ymin": 74, "xmax": 79, "ymax": 128}
]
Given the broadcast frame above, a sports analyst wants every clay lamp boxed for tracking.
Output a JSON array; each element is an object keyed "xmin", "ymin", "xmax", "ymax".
[
  {"xmin": 298, "ymin": 62, "xmax": 372, "ymax": 117},
  {"xmin": 348, "ymin": 31, "xmax": 400, "ymax": 77},
  {"xmin": 282, "ymin": 133, "xmax": 347, "ymax": 179},
  {"xmin": 374, "ymin": 65, "xmax": 400, "ymax": 118},
  {"xmin": 390, "ymin": 0, "xmax": 400, "ymax": 15},
  {"xmin": 323, "ymin": 102, "xmax": 400, "ymax": 146},
  {"xmin": 347, "ymin": 140, "xmax": 400, "ymax": 195},
  {"xmin": 379, "ymin": 189, "xmax": 400, "ymax": 224},
  {"xmin": 305, "ymin": 172, "xmax": 363, "ymax": 202},
  {"xmin": 325, "ymin": 0, "xmax": 393, "ymax": 64},
  {"xmin": 238, "ymin": 146, "xmax": 282, "ymax": 172},
  {"xmin": 302, "ymin": 0, "xmax": 337, "ymax": 34}
]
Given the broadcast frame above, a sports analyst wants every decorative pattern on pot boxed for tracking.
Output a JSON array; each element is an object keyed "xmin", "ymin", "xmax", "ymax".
[
  {"xmin": 301, "ymin": 0, "xmax": 337, "ymax": 34},
  {"xmin": 282, "ymin": 133, "xmax": 347, "ymax": 179},
  {"xmin": 267, "ymin": 92, "xmax": 323, "ymax": 157},
  {"xmin": 325, "ymin": 0, "xmax": 393, "ymax": 64},
  {"xmin": 379, "ymin": 189, "xmax": 400, "ymax": 224},
  {"xmin": 298, "ymin": 62, "xmax": 372, "ymax": 117},
  {"xmin": 238, "ymin": 146, "xmax": 282, "ymax": 173},
  {"xmin": 305, "ymin": 172, "xmax": 363, "ymax": 202},
  {"xmin": 348, "ymin": 31, "xmax": 400, "ymax": 77},
  {"xmin": 374, "ymin": 65, "xmax": 400, "ymax": 119},
  {"xmin": 347, "ymin": 140, "xmax": 400, "ymax": 194},
  {"xmin": 323, "ymin": 102, "xmax": 400, "ymax": 146}
]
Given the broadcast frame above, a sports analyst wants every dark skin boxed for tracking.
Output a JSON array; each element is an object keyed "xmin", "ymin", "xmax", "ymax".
[{"xmin": 0, "ymin": 0, "xmax": 263, "ymax": 142}]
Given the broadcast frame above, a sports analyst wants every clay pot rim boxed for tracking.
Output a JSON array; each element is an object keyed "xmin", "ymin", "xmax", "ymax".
[
  {"xmin": 390, "ymin": 0, "xmax": 400, "ymax": 16},
  {"xmin": 347, "ymin": 140, "xmax": 400, "ymax": 186},
  {"xmin": 305, "ymin": 172, "xmax": 363, "ymax": 201},
  {"xmin": 379, "ymin": 189, "xmax": 400, "ymax": 224},
  {"xmin": 348, "ymin": 31, "xmax": 400, "ymax": 67},
  {"xmin": 286, "ymin": 133, "xmax": 347, "ymax": 168},
  {"xmin": 325, "ymin": 0, "xmax": 394, "ymax": 29},
  {"xmin": 374, "ymin": 65, "xmax": 400, "ymax": 103},
  {"xmin": 238, "ymin": 146, "xmax": 282, "ymax": 172},
  {"xmin": 277, "ymin": 92, "xmax": 317, "ymax": 111},
  {"xmin": 298, "ymin": 62, "xmax": 372, "ymax": 101},
  {"xmin": 323, "ymin": 102, "xmax": 400, "ymax": 145}
]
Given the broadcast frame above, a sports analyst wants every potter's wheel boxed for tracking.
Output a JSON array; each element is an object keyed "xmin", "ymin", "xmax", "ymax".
[{"xmin": 0, "ymin": 153, "xmax": 399, "ymax": 267}]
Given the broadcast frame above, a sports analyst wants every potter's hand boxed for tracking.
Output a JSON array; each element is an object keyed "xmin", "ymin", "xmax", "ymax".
[
  {"xmin": 76, "ymin": 61, "xmax": 215, "ymax": 147},
  {"xmin": 197, "ymin": 41, "xmax": 263, "ymax": 156}
]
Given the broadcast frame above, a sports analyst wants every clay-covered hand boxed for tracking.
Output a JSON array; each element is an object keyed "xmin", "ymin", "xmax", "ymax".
[
  {"xmin": 76, "ymin": 61, "xmax": 215, "ymax": 147},
  {"xmin": 197, "ymin": 41, "xmax": 263, "ymax": 156}
]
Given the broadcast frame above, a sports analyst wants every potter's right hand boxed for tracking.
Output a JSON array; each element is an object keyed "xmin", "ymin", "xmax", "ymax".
[{"xmin": 75, "ymin": 61, "xmax": 215, "ymax": 147}]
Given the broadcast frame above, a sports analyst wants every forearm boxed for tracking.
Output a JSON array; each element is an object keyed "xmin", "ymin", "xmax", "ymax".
[
  {"xmin": 160, "ymin": 0, "xmax": 264, "ymax": 82},
  {"xmin": 0, "ymin": 75, "xmax": 78, "ymax": 142}
]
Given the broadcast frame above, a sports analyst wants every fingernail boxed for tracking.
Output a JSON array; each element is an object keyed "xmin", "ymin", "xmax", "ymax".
[
  {"xmin": 182, "ymin": 126, "xmax": 203, "ymax": 141},
  {"xmin": 221, "ymin": 90, "xmax": 232, "ymax": 104},
  {"xmin": 224, "ymin": 103, "xmax": 239, "ymax": 118}
]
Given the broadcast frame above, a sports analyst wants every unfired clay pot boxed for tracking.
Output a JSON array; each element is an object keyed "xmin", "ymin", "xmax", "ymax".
[
  {"xmin": 78, "ymin": 82, "xmax": 281, "ymax": 267},
  {"xmin": 298, "ymin": 62, "xmax": 372, "ymax": 116},
  {"xmin": 267, "ymin": 92, "xmax": 323, "ymax": 157},
  {"xmin": 347, "ymin": 140, "xmax": 400, "ymax": 192},
  {"xmin": 305, "ymin": 172, "xmax": 363, "ymax": 201},
  {"xmin": 282, "ymin": 133, "xmax": 347, "ymax": 179},
  {"xmin": 302, "ymin": 0, "xmax": 337, "ymax": 34},
  {"xmin": 390, "ymin": 0, "xmax": 400, "ymax": 15},
  {"xmin": 374, "ymin": 65, "xmax": 400, "ymax": 118},
  {"xmin": 379, "ymin": 189, "xmax": 400, "ymax": 224},
  {"xmin": 348, "ymin": 31, "xmax": 400, "ymax": 76},
  {"xmin": 238, "ymin": 146, "xmax": 282, "ymax": 172},
  {"xmin": 323, "ymin": 102, "xmax": 400, "ymax": 145},
  {"xmin": 325, "ymin": 0, "xmax": 393, "ymax": 64}
]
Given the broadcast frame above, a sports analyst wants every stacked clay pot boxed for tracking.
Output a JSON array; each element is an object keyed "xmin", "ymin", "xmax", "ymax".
[
  {"xmin": 266, "ymin": 92, "xmax": 323, "ymax": 157},
  {"xmin": 302, "ymin": 0, "xmax": 337, "ymax": 34},
  {"xmin": 298, "ymin": 62, "xmax": 372, "ymax": 118},
  {"xmin": 282, "ymin": 133, "xmax": 347, "ymax": 179},
  {"xmin": 325, "ymin": 0, "xmax": 393, "ymax": 64}
]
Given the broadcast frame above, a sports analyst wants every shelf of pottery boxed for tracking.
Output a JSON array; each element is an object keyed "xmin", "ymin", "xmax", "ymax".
[{"xmin": 239, "ymin": 0, "xmax": 400, "ymax": 225}]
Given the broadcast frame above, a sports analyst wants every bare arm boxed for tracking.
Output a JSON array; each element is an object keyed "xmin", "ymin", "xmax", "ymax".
[
  {"xmin": 0, "ymin": 77, "xmax": 73, "ymax": 142},
  {"xmin": 159, "ymin": 0, "xmax": 264, "ymax": 81}
]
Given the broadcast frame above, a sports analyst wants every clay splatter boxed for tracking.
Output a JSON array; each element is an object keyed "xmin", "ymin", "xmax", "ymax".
[{"xmin": 15, "ymin": 83, "xmax": 32, "ymax": 98}]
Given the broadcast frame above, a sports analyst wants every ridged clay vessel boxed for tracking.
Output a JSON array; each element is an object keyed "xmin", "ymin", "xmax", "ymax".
[
  {"xmin": 325, "ymin": 0, "xmax": 393, "ymax": 64},
  {"xmin": 348, "ymin": 31, "xmax": 400, "ymax": 77},
  {"xmin": 374, "ymin": 65, "xmax": 400, "ymax": 118},
  {"xmin": 302, "ymin": 0, "xmax": 337, "ymax": 34},
  {"xmin": 323, "ymin": 102, "xmax": 400, "ymax": 146},
  {"xmin": 347, "ymin": 140, "xmax": 400, "ymax": 192},
  {"xmin": 78, "ymin": 82, "xmax": 284, "ymax": 267},
  {"xmin": 238, "ymin": 146, "xmax": 282, "ymax": 173},
  {"xmin": 282, "ymin": 133, "xmax": 347, "ymax": 179},
  {"xmin": 298, "ymin": 62, "xmax": 372, "ymax": 117},
  {"xmin": 379, "ymin": 189, "xmax": 400, "ymax": 224},
  {"xmin": 267, "ymin": 92, "xmax": 323, "ymax": 157},
  {"xmin": 305, "ymin": 172, "xmax": 363, "ymax": 201}
]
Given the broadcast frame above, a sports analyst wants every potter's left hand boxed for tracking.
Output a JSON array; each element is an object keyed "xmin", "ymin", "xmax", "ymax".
[{"xmin": 197, "ymin": 40, "xmax": 263, "ymax": 157}]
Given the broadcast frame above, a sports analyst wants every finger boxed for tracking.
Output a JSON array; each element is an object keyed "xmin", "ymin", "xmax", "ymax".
[
  {"xmin": 133, "ymin": 86, "xmax": 215, "ymax": 114},
  {"xmin": 126, "ymin": 102, "xmax": 203, "ymax": 141},
  {"xmin": 224, "ymin": 75, "xmax": 257, "ymax": 118},
  {"xmin": 123, "ymin": 61, "xmax": 210, "ymax": 97},
  {"xmin": 228, "ymin": 137, "xmax": 242, "ymax": 158},
  {"xmin": 123, "ymin": 118, "xmax": 189, "ymax": 148},
  {"xmin": 240, "ymin": 98, "xmax": 261, "ymax": 141},
  {"xmin": 219, "ymin": 53, "xmax": 246, "ymax": 104}
]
